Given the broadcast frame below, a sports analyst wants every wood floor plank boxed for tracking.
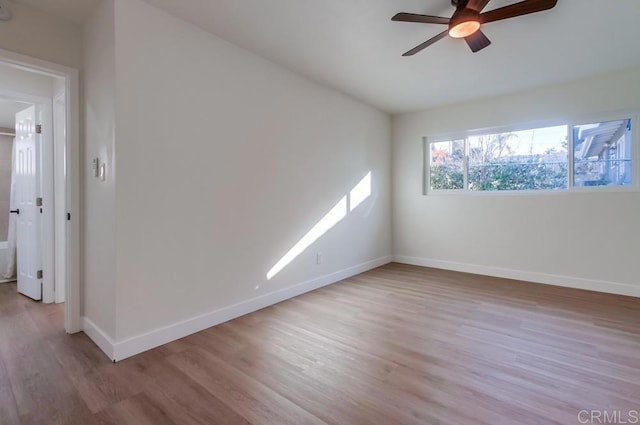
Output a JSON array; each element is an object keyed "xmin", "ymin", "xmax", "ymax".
[
  {"xmin": 221, "ymin": 347, "xmax": 398, "ymax": 425},
  {"xmin": 0, "ymin": 354, "xmax": 20, "ymax": 425},
  {"xmin": 47, "ymin": 335, "xmax": 142, "ymax": 414},
  {"xmin": 2, "ymin": 265, "xmax": 640, "ymax": 424},
  {"xmin": 92, "ymin": 393, "xmax": 177, "ymax": 425},
  {"xmin": 117, "ymin": 355, "xmax": 251, "ymax": 425},
  {"xmin": 167, "ymin": 346, "xmax": 329, "ymax": 425}
]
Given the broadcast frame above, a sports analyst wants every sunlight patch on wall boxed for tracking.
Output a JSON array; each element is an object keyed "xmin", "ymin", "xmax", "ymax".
[
  {"xmin": 349, "ymin": 172, "xmax": 371, "ymax": 212},
  {"xmin": 266, "ymin": 196, "xmax": 347, "ymax": 280},
  {"xmin": 266, "ymin": 171, "xmax": 373, "ymax": 281}
]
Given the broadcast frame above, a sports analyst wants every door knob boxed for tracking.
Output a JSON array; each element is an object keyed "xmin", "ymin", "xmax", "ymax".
[{"xmin": 10, "ymin": 209, "xmax": 19, "ymax": 215}]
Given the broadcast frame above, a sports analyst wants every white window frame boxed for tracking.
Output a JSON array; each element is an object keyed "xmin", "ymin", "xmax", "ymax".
[{"xmin": 424, "ymin": 112, "xmax": 640, "ymax": 196}]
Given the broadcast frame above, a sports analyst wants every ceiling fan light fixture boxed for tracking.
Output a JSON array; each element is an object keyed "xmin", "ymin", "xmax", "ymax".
[
  {"xmin": 448, "ymin": 8, "xmax": 481, "ymax": 38},
  {"xmin": 449, "ymin": 20, "xmax": 480, "ymax": 38}
]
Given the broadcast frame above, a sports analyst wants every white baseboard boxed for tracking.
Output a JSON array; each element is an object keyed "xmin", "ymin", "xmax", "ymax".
[
  {"xmin": 108, "ymin": 255, "xmax": 392, "ymax": 361},
  {"xmin": 81, "ymin": 317, "xmax": 116, "ymax": 361},
  {"xmin": 81, "ymin": 254, "xmax": 638, "ymax": 362},
  {"xmin": 393, "ymin": 255, "xmax": 640, "ymax": 298}
]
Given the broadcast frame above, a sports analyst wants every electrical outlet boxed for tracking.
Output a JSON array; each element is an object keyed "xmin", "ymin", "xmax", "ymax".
[{"xmin": 316, "ymin": 253, "xmax": 322, "ymax": 265}]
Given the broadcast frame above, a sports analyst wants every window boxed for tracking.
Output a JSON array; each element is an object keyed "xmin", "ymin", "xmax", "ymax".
[
  {"xmin": 426, "ymin": 116, "xmax": 636, "ymax": 194},
  {"xmin": 573, "ymin": 119, "xmax": 632, "ymax": 187},
  {"xmin": 429, "ymin": 140, "xmax": 464, "ymax": 190}
]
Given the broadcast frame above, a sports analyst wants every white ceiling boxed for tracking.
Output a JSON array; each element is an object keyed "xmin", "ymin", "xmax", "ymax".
[
  {"xmin": 9, "ymin": 0, "xmax": 640, "ymax": 113},
  {"xmin": 140, "ymin": 0, "xmax": 640, "ymax": 113},
  {"xmin": 9, "ymin": 0, "xmax": 99, "ymax": 25}
]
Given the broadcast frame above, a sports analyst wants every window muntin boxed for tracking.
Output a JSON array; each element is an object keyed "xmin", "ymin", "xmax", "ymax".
[{"xmin": 426, "ymin": 117, "xmax": 635, "ymax": 194}]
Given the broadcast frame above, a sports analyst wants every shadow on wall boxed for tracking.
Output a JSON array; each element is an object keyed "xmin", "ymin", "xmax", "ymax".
[{"xmin": 266, "ymin": 171, "xmax": 372, "ymax": 281}]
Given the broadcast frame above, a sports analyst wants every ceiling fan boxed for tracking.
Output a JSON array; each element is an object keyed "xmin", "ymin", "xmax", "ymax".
[{"xmin": 392, "ymin": 0, "xmax": 558, "ymax": 56}]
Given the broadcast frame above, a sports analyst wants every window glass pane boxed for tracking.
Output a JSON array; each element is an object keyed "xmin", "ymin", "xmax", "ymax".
[
  {"xmin": 573, "ymin": 119, "xmax": 632, "ymax": 187},
  {"xmin": 467, "ymin": 125, "xmax": 568, "ymax": 191},
  {"xmin": 429, "ymin": 140, "xmax": 464, "ymax": 190}
]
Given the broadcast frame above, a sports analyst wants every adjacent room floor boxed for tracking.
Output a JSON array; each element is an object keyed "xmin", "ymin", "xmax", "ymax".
[{"xmin": 1, "ymin": 263, "xmax": 639, "ymax": 425}]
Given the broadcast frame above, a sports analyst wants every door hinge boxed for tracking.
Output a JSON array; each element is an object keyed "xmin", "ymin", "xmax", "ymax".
[
  {"xmin": 36, "ymin": 124, "xmax": 42, "ymax": 134},
  {"xmin": 37, "ymin": 270, "xmax": 43, "ymax": 280},
  {"xmin": 36, "ymin": 197, "xmax": 43, "ymax": 207}
]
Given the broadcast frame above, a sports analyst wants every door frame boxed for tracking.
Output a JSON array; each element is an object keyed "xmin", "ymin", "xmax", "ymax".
[{"xmin": 0, "ymin": 48, "xmax": 81, "ymax": 333}]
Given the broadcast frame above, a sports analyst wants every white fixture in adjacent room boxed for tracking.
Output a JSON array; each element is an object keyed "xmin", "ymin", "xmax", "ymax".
[{"xmin": 0, "ymin": 0, "xmax": 12, "ymax": 21}]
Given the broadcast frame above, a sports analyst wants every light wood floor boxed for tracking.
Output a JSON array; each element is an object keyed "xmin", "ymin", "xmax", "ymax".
[{"xmin": 1, "ymin": 263, "xmax": 640, "ymax": 425}]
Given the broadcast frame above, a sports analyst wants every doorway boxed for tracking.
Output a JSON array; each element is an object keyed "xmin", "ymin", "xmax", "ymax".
[{"xmin": 0, "ymin": 48, "xmax": 80, "ymax": 334}]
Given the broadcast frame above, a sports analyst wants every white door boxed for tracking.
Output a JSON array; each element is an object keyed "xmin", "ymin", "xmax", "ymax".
[{"xmin": 15, "ymin": 106, "xmax": 42, "ymax": 300}]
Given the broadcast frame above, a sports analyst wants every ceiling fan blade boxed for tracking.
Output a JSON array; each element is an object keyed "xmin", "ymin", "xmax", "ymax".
[
  {"xmin": 402, "ymin": 30, "xmax": 449, "ymax": 56},
  {"xmin": 466, "ymin": 0, "xmax": 491, "ymax": 12},
  {"xmin": 392, "ymin": 13, "xmax": 450, "ymax": 25},
  {"xmin": 480, "ymin": 0, "xmax": 558, "ymax": 24},
  {"xmin": 465, "ymin": 30, "xmax": 491, "ymax": 52}
]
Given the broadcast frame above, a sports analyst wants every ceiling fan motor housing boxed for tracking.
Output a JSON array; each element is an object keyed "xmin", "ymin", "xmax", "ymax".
[{"xmin": 451, "ymin": 0, "xmax": 469, "ymax": 7}]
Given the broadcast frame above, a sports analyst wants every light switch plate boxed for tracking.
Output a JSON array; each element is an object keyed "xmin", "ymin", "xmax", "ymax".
[{"xmin": 92, "ymin": 158, "xmax": 100, "ymax": 177}]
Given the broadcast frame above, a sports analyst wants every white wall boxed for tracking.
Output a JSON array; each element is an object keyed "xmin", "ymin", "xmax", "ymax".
[
  {"xmin": 392, "ymin": 67, "xmax": 640, "ymax": 295},
  {"xmin": 82, "ymin": 0, "xmax": 117, "ymax": 338},
  {"xmin": 0, "ymin": 2, "xmax": 81, "ymax": 69},
  {"xmin": 111, "ymin": 0, "xmax": 391, "ymax": 344},
  {"xmin": 0, "ymin": 63, "xmax": 54, "ymax": 98}
]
